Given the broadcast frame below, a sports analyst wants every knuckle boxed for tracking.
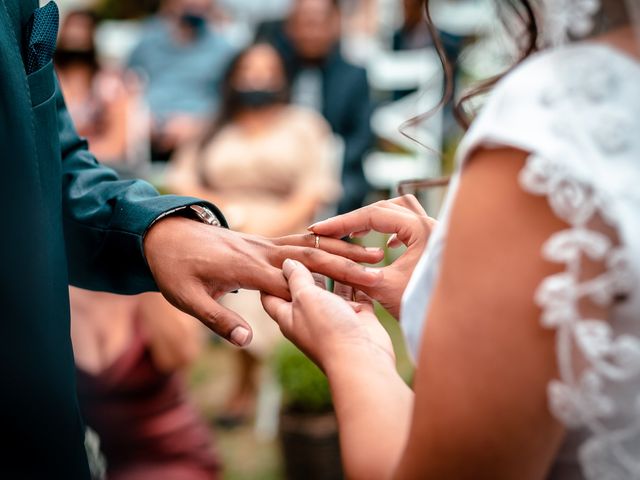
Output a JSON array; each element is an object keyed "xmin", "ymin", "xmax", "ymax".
[
  {"xmin": 266, "ymin": 244, "xmax": 282, "ymax": 263},
  {"xmin": 335, "ymin": 260, "xmax": 357, "ymax": 281},
  {"xmin": 343, "ymin": 258, "xmax": 358, "ymax": 269},
  {"xmin": 204, "ymin": 309, "xmax": 224, "ymax": 329},
  {"xmin": 271, "ymin": 244, "xmax": 292, "ymax": 263},
  {"xmin": 372, "ymin": 203, "xmax": 387, "ymax": 215},
  {"xmin": 300, "ymin": 247, "xmax": 317, "ymax": 260},
  {"xmin": 305, "ymin": 232, "xmax": 316, "ymax": 244},
  {"xmin": 282, "ymin": 234, "xmax": 302, "ymax": 246}
]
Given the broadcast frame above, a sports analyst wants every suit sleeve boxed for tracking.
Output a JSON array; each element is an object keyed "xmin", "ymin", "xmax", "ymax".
[
  {"xmin": 57, "ymin": 77, "xmax": 226, "ymax": 294},
  {"xmin": 338, "ymin": 68, "xmax": 374, "ymax": 214},
  {"xmin": 343, "ymin": 69, "xmax": 373, "ymax": 175}
]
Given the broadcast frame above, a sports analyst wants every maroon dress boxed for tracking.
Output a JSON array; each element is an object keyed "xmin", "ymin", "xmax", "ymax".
[{"xmin": 76, "ymin": 323, "xmax": 220, "ymax": 480}]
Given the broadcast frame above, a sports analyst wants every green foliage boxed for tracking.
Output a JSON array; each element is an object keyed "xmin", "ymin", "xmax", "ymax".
[{"xmin": 273, "ymin": 341, "xmax": 332, "ymax": 414}]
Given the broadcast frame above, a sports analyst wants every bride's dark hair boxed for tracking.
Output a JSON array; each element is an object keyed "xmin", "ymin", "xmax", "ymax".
[
  {"xmin": 399, "ymin": 0, "xmax": 630, "ymax": 193},
  {"xmin": 397, "ymin": 0, "xmax": 538, "ymax": 193},
  {"xmin": 419, "ymin": 0, "xmax": 539, "ymax": 130}
]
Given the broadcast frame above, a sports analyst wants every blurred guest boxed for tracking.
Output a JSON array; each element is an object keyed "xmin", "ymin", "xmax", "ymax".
[
  {"xmin": 0, "ymin": 0, "xmax": 380, "ymax": 475},
  {"xmin": 393, "ymin": 0, "xmax": 464, "ymax": 57},
  {"xmin": 55, "ymin": 10, "xmax": 131, "ymax": 165},
  {"xmin": 258, "ymin": 0, "xmax": 373, "ymax": 214},
  {"xmin": 71, "ymin": 289, "xmax": 221, "ymax": 480},
  {"xmin": 392, "ymin": 0, "xmax": 464, "ymax": 100},
  {"xmin": 393, "ymin": 0, "xmax": 433, "ymax": 51},
  {"xmin": 342, "ymin": 0, "xmax": 378, "ymax": 39},
  {"xmin": 127, "ymin": 0, "xmax": 235, "ymax": 161},
  {"xmin": 166, "ymin": 43, "xmax": 339, "ymax": 424}
]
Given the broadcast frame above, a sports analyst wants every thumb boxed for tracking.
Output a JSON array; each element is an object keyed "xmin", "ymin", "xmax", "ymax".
[
  {"xmin": 282, "ymin": 258, "xmax": 317, "ymax": 297},
  {"xmin": 188, "ymin": 288, "xmax": 253, "ymax": 347}
]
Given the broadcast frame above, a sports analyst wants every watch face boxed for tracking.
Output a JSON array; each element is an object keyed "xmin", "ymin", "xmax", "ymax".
[{"xmin": 190, "ymin": 205, "xmax": 222, "ymax": 227}]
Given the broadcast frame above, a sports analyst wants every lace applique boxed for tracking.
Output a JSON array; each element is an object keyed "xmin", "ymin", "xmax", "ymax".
[
  {"xmin": 538, "ymin": 57, "xmax": 635, "ymax": 163},
  {"xmin": 519, "ymin": 153, "xmax": 640, "ymax": 479},
  {"xmin": 542, "ymin": 0, "xmax": 601, "ymax": 47}
]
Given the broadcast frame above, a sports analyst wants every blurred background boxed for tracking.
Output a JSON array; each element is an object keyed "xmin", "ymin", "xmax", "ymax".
[{"xmin": 53, "ymin": 0, "xmax": 512, "ymax": 478}]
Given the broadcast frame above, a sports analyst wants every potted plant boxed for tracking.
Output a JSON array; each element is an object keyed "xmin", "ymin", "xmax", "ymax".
[{"xmin": 273, "ymin": 341, "xmax": 343, "ymax": 480}]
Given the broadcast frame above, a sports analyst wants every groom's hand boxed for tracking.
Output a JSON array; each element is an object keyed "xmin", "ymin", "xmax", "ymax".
[{"xmin": 143, "ymin": 216, "xmax": 384, "ymax": 347}]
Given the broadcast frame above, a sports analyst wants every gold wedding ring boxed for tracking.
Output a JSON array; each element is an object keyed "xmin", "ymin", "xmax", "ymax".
[{"xmin": 314, "ymin": 234, "xmax": 320, "ymax": 249}]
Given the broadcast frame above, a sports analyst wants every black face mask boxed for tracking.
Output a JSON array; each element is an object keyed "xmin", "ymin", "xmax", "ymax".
[
  {"xmin": 180, "ymin": 12, "xmax": 208, "ymax": 34},
  {"xmin": 231, "ymin": 88, "xmax": 286, "ymax": 109},
  {"xmin": 54, "ymin": 48, "xmax": 97, "ymax": 69}
]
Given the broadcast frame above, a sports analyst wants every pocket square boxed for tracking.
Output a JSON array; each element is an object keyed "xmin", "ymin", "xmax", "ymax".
[{"xmin": 23, "ymin": 1, "xmax": 59, "ymax": 75}]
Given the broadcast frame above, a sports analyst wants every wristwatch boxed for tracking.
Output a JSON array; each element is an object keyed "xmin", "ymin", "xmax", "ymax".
[
  {"xmin": 189, "ymin": 205, "xmax": 222, "ymax": 227},
  {"xmin": 149, "ymin": 204, "xmax": 223, "ymax": 230}
]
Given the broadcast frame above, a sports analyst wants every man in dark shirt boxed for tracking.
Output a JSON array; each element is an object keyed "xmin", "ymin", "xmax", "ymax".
[
  {"xmin": 0, "ymin": 1, "xmax": 379, "ymax": 477},
  {"xmin": 127, "ymin": 0, "xmax": 236, "ymax": 161}
]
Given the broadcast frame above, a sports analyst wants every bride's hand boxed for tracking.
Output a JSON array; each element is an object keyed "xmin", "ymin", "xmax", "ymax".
[
  {"xmin": 261, "ymin": 259, "xmax": 395, "ymax": 372},
  {"xmin": 309, "ymin": 195, "xmax": 437, "ymax": 319}
]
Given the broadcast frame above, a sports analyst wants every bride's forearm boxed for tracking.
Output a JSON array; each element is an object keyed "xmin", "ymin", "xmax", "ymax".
[{"xmin": 325, "ymin": 351, "xmax": 414, "ymax": 480}]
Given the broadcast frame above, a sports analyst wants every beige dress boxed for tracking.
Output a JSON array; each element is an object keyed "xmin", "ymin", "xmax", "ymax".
[{"xmin": 168, "ymin": 106, "xmax": 340, "ymax": 356}]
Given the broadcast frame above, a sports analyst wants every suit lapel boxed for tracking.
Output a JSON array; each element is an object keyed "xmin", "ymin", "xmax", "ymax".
[
  {"xmin": 23, "ymin": 0, "xmax": 39, "ymax": 23},
  {"xmin": 3, "ymin": 0, "xmax": 38, "ymax": 38},
  {"xmin": 1, "ymin": 0, "xmax": 20, "ymax": 45},
  {"xmin": 0, "ymin": 0, "xmax": 32, "ymax": 116},
  {"xmin": 0, "ymin": 0, "xmax": 40, "ymax": 184},
  {"xmin": 2, "ymin": 0, "xmax": 41, "ymax": 71}
]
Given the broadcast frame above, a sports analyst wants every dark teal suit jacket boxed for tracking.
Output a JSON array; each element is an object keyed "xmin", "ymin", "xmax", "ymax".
[{"xmin": 0, "ymin": 1, "xmax": 224, "ymax": 477}]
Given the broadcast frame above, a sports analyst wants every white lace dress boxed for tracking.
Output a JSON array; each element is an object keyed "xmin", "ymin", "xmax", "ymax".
[{"xmin": 400, "ymin": 43, "xmax": 640, "ymax": 480}]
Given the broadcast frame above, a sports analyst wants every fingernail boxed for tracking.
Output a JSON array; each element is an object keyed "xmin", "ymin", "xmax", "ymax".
[
  {"xmin": 351, "ymin": 303, "xmax": 363, "ymax": 313},
  {"xmin": 307, "ymin": 222, "xmax": 321, "ymax": 231},
  {"xmin": 282, "ymin": 258, "xmax": 298, "ymax": 276},
  {"xmin": 365, "ymin": 247, "xmax": 383, "ymax": 254},
  {"xmin": 230, "ymin": 326, "xmax": 251, "ymax": 347}
]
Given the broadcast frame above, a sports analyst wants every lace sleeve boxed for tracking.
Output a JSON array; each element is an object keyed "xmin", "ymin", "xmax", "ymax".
[
  {"xmin": 519, "ymin": 154, "xmax": 639, "ymax": 479},
  {"xmin": 456, "ymin": 44, "xmax": 640, "ymax": 479}
]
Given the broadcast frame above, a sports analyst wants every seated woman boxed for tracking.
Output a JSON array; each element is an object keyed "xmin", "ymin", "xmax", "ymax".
[
  {"xmin": 260, "ymin": 0, "xmax": 640, "ymax": 479},
  {"xmin": 55, "ymin": 9, "xmax": 137, "ymax": 166},
  {"xmin": 71, "ymin": 290, "xmax": 221, "ymax": 480},
  {"xmin": 166, "ymin": 42, "xmax": 339, "ymax": 424}
]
